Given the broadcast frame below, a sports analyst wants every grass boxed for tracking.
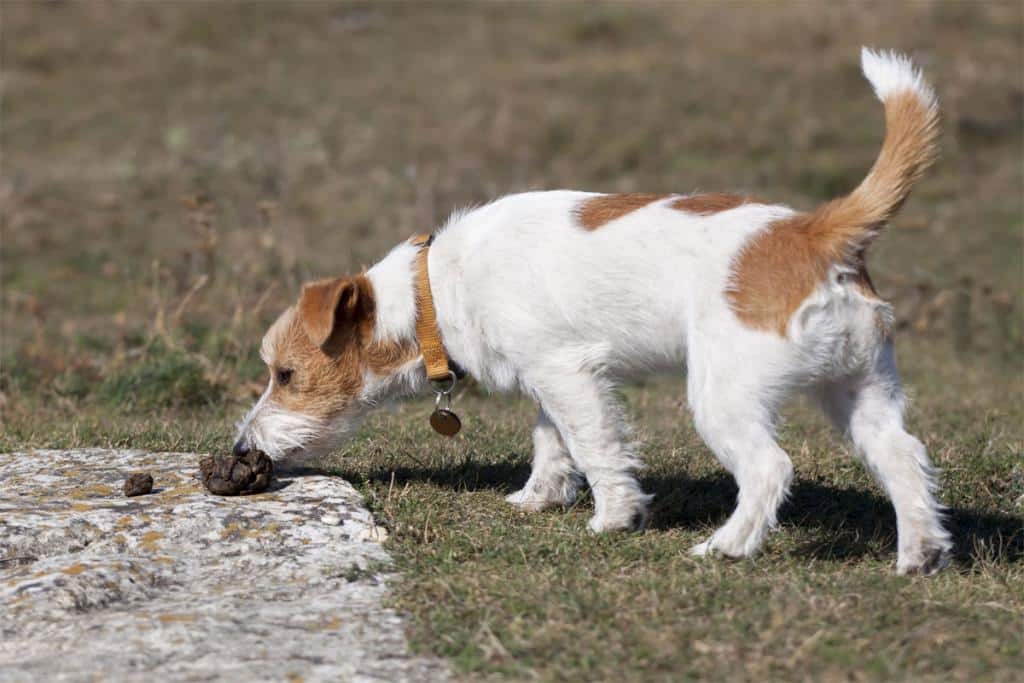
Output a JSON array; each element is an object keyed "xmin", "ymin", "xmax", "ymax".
[
  {"xmin": 2, "ymin": 2, "xmax": 1022, "ymax": 681},
  {"xmin": 331, "ymin": 355, "xmax": 1024, "ymax": 681}
]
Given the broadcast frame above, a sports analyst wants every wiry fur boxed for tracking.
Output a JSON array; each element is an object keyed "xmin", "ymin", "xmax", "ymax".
[
  {"xmin": 235, "ymin": 49, "xmax": 951, "ymax": 574},
  {"xmin": 727, "ymin": 48, "xmax": 940, "ymax": 335}
]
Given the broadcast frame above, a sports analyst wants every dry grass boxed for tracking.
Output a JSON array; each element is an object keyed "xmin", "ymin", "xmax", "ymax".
[{"xmin": 2, "ymin": 2, "xmax": 1022, "ymax": 681}]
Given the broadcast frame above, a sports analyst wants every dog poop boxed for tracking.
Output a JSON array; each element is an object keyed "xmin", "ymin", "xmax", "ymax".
[
  {"xmin": 199, "ymin": 451, "xmax": 274, "ymax": 496},
  {"xmin": 123, "ymin": 472, "xmax": 154, "ymax": 497}
]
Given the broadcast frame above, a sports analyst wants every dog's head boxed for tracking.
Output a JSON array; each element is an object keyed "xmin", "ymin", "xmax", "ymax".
[{"xmin": 233, "ymin": 274, "xmax": 417, "ymax": 460}]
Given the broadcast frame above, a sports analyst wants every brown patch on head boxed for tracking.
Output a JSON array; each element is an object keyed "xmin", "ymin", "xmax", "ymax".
[
  {"xmin": 261, "ymin": 275, "xmax": 418, "ymax": 421},
  {"xmin": 297, "ymin": 276, "xmax": 374, "ymax": 351},
  {"xmin": 575, "ymin": 193, "xmax": 668, "ymax": 230},
  {"xmin": 671, "ymin": 193, "xmax": 757, "ymax": 215},
  {"xmin": 365, "ymin": 336, "xmax": 419, "ymax": 376}
]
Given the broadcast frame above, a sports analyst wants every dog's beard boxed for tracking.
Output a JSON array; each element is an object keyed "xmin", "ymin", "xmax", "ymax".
[
  {"xmin": 237, "ymin": 402, "xmax": 358, "ymax": 462},
  {"xmin": 236, "ymin": 403, "xmax": 322, "ymax": 460}
]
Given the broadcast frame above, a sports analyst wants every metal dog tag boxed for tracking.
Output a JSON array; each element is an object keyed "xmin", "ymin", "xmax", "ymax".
[
  {"xmin": 429, "ymin": 408, "xmax": 461, "ymax": 437},
  {"xmin": 429, "ymin": 371, "xmax": 461, "ymax": 437}
]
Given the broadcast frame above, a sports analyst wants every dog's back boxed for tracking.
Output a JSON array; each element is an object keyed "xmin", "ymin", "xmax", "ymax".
[
  {"xmin": 424, "ymin": 49, "xmax": 949, "ymax": 573},
  {"xmin": 428, "ymin": 49, "xmax": 936, "ymax": 388}
]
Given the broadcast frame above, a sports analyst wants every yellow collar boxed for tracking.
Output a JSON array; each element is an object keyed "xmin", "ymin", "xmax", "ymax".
[
  {"xmin": 410, "ymin": 234, "xmax": 463, "ymax": 437},
  {"xmin": 410, "ymin": 234, "xmax": 455, "ymax": 383}
]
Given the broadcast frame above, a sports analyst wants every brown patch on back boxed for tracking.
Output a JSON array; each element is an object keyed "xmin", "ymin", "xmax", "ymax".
[
  {"xmin": 670, "ymin": 193, "xmax": 757, "ymax": 215},
  {"xmin": 575, "ymin": 193, "xmax": 668, "ymax": 230},
  {"xmin": 575, "ymin": 192, "xmax": 760, "ymax": 230},
  {"xmin": 727, "ymin": 212, "xmax": 839, "ymax": 336},
  {"xmin": 727, "ymin": 213, "xmax": 888, "ymax": 336}
]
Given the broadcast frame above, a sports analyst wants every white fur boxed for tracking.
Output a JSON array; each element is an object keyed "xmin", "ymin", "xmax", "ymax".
[
  {"xmin": 235, "ymin": 381, "xmax": 326, "ymax": 460},
  {"xmin": 236, "ymin": 48, "xmax": 951, "ymax": 574},
  {"xmin": 861, "ymin": 47, "xmax": 936, "ymax": 108},
  {"xmin": 366, "ymin": 240, "xmax": 421, "ymax": 345},
  {"xmin": 324, "ymin": 187, "xmax": 948, "ymax": 571}
]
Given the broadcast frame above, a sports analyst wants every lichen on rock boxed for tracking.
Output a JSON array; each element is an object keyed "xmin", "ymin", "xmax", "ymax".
[{"xmin": 0, "ymin": 448, "xmax": 447, "ymax": 682}]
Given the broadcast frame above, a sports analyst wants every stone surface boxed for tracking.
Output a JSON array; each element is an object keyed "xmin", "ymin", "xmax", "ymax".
[{"xmin": 0, "ymin": 449, "xmax": 448, "ymax": 683}]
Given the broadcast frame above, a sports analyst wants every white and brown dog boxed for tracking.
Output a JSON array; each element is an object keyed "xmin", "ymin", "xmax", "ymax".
[{"xmin": 235, "ymin": 49, "xmax": 951, "ymax": 574}]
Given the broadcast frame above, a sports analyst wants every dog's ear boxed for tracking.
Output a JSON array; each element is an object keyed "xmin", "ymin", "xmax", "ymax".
[{"xmin": 297, "ymin": 275, "xmax": 374, "ymax": 351}]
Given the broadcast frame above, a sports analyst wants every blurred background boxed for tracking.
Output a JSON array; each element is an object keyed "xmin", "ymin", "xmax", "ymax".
[{"xmin": 1, "ymin": 0, "xmax": 1020, "ymax": 434}]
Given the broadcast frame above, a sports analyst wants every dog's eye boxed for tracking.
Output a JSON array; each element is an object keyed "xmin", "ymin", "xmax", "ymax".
[{"xmin": 276, "ymin": 369, "xmax": 293, "ymax": 386}]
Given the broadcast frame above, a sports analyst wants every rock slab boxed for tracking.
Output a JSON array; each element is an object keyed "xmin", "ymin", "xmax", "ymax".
[{"xmin": 0, "ymin": 449, "xmax": 448, "ymax": 683}]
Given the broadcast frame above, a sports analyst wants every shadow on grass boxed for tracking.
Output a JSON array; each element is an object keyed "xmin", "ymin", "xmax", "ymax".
[
  {"xmin": 648, "ymin": 473, "xmax": 1023, "ymax": 565},
  {"xmin": 331, "ymin": 460, "xmax": 1023, "ymax": 567},
  {"xmin": 333, "ymin": 458, "xmax": 529, "ymax": 496}
]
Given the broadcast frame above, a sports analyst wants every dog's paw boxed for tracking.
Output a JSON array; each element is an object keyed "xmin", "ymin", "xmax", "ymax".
[
  {"xmin": 587, "ymin": 508, "xmax": 647, "ymax": 534},
  {"xmin": 504, "ymin": 487, "xmax": 569, "ymax": 512},
  {"xmin": 688, "ymin": 533, "xmax": 752, "ymax": 559},
  {"xmin": 586, "ymin": 488, "xmax": 652, "ymax": 534},
  {"xmin": 897, "ymin": 545, "xmax": 952, "ymax": 576},
  {"xmin": 689, "ymin": 540, "xmax": 712, "ymax": 557},
  {"xmin": 504, "ymin": 487, "xmax": 531, "ymax": 505},
  {"xmin": 504, "ymin": 487, "xmax": 547, "ymax": 511}
]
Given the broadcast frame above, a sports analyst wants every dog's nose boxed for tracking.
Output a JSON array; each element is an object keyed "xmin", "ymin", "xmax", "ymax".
[{"xmin": 232, "ymin": 439, "xmax": 251, "ymax": 458}]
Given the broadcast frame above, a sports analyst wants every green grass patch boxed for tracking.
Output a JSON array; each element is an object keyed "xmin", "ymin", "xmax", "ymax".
[{"xmin": 97, "ymin": 343, "xmax": 223, "ymax": 410}]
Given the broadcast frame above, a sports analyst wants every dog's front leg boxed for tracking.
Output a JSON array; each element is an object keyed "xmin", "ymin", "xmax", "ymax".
[
  {"xmin": 506, "ymin": 406, "xmax": 581, "ymax": 511},
  {"xmin": 526, "ymin": 369, "xmax": 652, "ymax": 532}
]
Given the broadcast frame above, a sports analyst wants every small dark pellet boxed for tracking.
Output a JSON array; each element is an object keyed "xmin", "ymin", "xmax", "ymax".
[{"xmin": 123, "ymin": 472, "xmax": 154, "ymax": 497}]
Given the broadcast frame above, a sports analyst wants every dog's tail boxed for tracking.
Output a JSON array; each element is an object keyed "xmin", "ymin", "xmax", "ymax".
[{"xmin": 809, "ymin": 48, "xmax": 939, "ymax": 258}]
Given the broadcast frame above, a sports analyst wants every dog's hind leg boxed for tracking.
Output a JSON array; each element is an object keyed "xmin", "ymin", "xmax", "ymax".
[
  {"xmin": 818, "ymin": 344, "xmax": 952, "ymax": 575},
  {"xmin": 506, "ymin": 405, "xmax": 582, "ymax": 511},
  {"xmin": 686, "ymin": 333, "xmax": 794, "ymax": 559},
  {"xmin": 688, "ymin": 398, "xmax": 794, "ymax": 559}
]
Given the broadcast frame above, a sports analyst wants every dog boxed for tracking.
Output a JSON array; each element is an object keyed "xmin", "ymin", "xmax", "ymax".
[{"xmin": 234, "ymin": 48, "xmax": 952, "ymax": 575}]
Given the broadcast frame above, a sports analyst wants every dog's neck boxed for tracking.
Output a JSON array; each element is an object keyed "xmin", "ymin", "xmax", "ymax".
[{"xmin": 363, "ymin": 239, "xmax": 431, "ymax": 400}]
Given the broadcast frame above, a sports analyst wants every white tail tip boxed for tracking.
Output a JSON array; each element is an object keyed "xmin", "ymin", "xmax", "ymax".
[{"xmin": 860, "ymin": 47, "xmax": 936, "ymax": 108}]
